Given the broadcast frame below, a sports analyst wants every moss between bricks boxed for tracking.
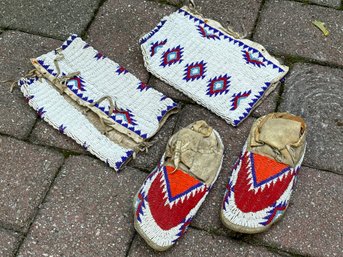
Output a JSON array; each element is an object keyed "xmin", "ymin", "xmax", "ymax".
[
  {"xmin": 151, "ymin": 0, "xmax": 185, "ymax": 8},
  {"xmin": 60, "ymin": 149, "xmax": 82, "ymax": 159},
  {"xmin": 242, "ymin": 236, "xmax": 307, "ymax": 257},
  {"xmin": 274, "ymin": 80, "xmax": 285, "ymax": 112}
]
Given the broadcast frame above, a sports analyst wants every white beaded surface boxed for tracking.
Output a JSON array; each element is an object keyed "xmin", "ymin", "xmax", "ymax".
[
  {"xmin": 20, "ymin": 35, "xmax": 177, "ymax": 171},
  {"xmin": 140, "ymin": 8, "xmax": 288, "ymax": 126}
]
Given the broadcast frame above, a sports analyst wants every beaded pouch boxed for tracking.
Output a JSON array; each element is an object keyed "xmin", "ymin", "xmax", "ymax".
[
  {"xmin": 140, "ymin": 6, "xmax": 288, "ymax": 126},
  {"xmin": 19, "ymin": 35, "xmax": 178, "ymax": 171}
]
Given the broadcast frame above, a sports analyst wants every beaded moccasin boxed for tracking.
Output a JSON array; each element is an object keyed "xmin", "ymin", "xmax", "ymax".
[
  {"xmin": 134, "ymin": 120, "xmax": 224, "ymax": 250},
  {"xmin": 221, "ymin": 113, "xmax": 307, "ymax": 233}
]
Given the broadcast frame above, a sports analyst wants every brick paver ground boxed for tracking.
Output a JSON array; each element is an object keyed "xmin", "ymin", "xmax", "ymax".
[
  {"xmin": 0, "ymin": 0, "xmax": 101, "ymax": 39},
  {"xmin": 279, "ymin": 63, "xmax": 343, "ymax": 174},
  {"xmin": 0, "ymin": 228, "xmax": 20, "ymax": 257},
  {"xmin": 0, "ymin": 31, "xmax": 61, "ymax": 139},
  {"xmin": 254, "ymin": 0, "xmax": 343, "ymax": 66},
  {"xmin": 29, "ymin": 120, "xmax": 86, "ymax": 154},
  {"xmin": 0, "ymin": 0, "xmax": 342, "ymax": 256},
  {"xmin": 0, "ymin": 136, "xmax": 64, "ymax": 232},
  {"xmin": 17, "ymin": 157, "xmax": 146, "ymax": 257}
]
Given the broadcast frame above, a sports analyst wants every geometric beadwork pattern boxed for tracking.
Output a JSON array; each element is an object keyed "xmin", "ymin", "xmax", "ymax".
[
  {"xmin": 58, "ymin": 124, "xmax": 66, "ymax": 134},
  {"xmin": 19, "ymin": 35, "xmax": 178, "ymax": 171},
  {"xmin": 37, "ymin": 107, "xmax": 46, "ymax": 119},
  {"xmin": 206, "ymin": 74, "xmax": 230, "ymax": 97},
  {"xmin": 150, "ymin": 39, "xmax": 168, "ymax": 57},
  {"xmin": 221, "ymin": 142, "xmax": 304, "ymax": 230},
  {"xmin": 230, "ymin": 90, "xmax": 251, "ymax": 110},
  {"xmin": 260, "ymin": 202, "xmax": 287, "ymax": 226},
  {"xmin": 140, "ymin": 7, "xmax": 288, "ymax": 126},
  {"xmin": 133, "ymin": 162, "xmax": 215, "ymax": 250},
  {"xmin": 133, "ymin": 122, "xmax": 224, "ymax": 250},
  {"xmin": 67, "ymin": 76, "xmax": 86, "ymax": 91},
  {"xmin": 116, "ymin": 66, "xmax": 128, "ymax": 75},
  {"xmin": 197, "ymin": 25, "xmax": 220, "ymax": 40},
  {"xmin": 242, "ymin": 50, "xmax": 266, "ymax": 67},
  {"xmin": 112, "ymin": 109, "xmax": 137, "ymax": 126},
  {"xmin": 94, "ymin": 51, "xmax": 106, "ymax": 60},
  {"xmin": 160, "ymin": 45, "xmax": 184, "ymax": 67},
  {"xmin": 183, "ymin": 61, "xmax": 207, "ymax": 82},
  {"xmin": 137, "ymin": 82, "xmax": 150, "ymax": 92}
]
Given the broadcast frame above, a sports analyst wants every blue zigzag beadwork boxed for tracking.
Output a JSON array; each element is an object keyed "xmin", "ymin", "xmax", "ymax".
[
  {"xmin": 94, "ymin": 51, "xmax": 106, "ymax": 60},
  {"xmin": 115, "ymin": 150, "xmax": 134, "ymax": 170},
  {"xmin": 140, "ymin": 20, "xmax": 167, "ymax": 45},
  {"xmin": 137, "ymin": 82, "xmax": 150, "ymax": 92},
  {"xmin": 183, "ymin": 61, "xmax": 207, "ymax": 82},
  {"xmin": 197, "ymin": 25, "xmax": 219, "ymax": 40},
  {"xmin": 67, "ymin": 76, "xmax": 86, "ymax": 92},
  {"xmin": 150, "ymin": 39, "xmax": 167, "ymax": 57},
  {"xmin": 260, "ymin": 202, "xmax": 287, "ymax": 226},
  {"xmin": 111, "ymin": 108, "xmax": 137, "ymax": 126},
  {"xmin": 206, "ymin": 75, "xmax": 231, "ymax": 97},
  {"xmin": 242, "ymin": 50, "xmax": 266, "ymax": 67},
  {"xmin": 116, "ymin": 66, "xmax": 128, "ymax": 75},
  {"xmin": 230, "ymin": 91, "xmax": 251, "ymax": 110},
  {"xmin": 160, "ymin": 46, "xmax": 184, "ymax": 67}
]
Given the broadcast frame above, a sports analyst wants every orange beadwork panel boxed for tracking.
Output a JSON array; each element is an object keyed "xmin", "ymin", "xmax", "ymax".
[
  {"xmin": 252, "ymin": 154, "xmax": 289, "ymax": 184},
  {"xmin": 165, "ymin": 166, "xmax": 201, "ymax": 198}
]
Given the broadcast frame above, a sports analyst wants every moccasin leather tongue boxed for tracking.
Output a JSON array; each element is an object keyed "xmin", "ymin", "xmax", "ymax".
[
  {"xmin": 165, "ymin": 120, "xmax": 223, "ymax": 185},
  {"xmin": 192, "ymin": 120, "xmax": 213, "ymax": 137},
  {"xmin": 259, "ymin": 118, "xmax": 301, "ymax": 150},
  {"xmin": 249, "ymin": 113, "xmax": 306, "ymax": 167}
]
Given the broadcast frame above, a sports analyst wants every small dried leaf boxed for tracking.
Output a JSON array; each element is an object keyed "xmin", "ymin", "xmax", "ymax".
[{"xmin": 312, "ymin": 20, "xmax": 330, "ymax": 36}]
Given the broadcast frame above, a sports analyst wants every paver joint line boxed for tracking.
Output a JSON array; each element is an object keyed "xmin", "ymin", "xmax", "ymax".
[
  {"xmin": 249, "ymin": 0, "xmax": 267, "ymax": 40},
  {"xmin": 241, "ymin": 237, "xmax": 307, "ymax": 257},
  {"xmin": 0, "ymin": 131, "xmax": 87, "ymax": 162},
  {"xmin": 281, "ymin": 54, "xmax": 343, "ymax": 70},
  {"xmin": 273, "ymin": 81, "xmax": 285, "ymax": 113},
  {"xmin": 125, "ymin": 232, "xmax": 137, "ymax": 257},
  {"xmin": 0, "ymin": 27, "xmax": 65, "ymax": 41},
  {"xmin": 190, "ymin": 223, "xmax": 305, "ymax": 257},
  {"xmin": 291, "ymin": 0, "xmax": 342, "ymax": 9},
  {"xmin": 0, "ymin": 221, "xmax": 23, "ymax": 236},
  {"xmin": 302, "ymin": 164, "xmax": 343, "ymax": 176},
  {"xmin": 24, "ymin": 117, "xmax": 38, "ymax": 141},
  {"xmin": 81, "ymin": 0, "xmax": 110, "ymax": 39},
  {"xmin": 0, "ymin": 224, "xmax": 23, "ymax": 236},
  {"xmin": 12, "ymin": 157, "xmax": 66, "ymax": 257},
  {"xmin": 254, "ymin": 0, "xmax": 343, "ymax": 67}
]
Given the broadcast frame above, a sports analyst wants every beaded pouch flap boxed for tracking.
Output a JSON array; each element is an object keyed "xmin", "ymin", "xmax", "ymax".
[
  {"xmin": 19, "ymin": 35, "xmax": 178, "ymax": 171},
  {"xmin": 140, "ymin": 6, "xmax": 288, "ymax": 126}
]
